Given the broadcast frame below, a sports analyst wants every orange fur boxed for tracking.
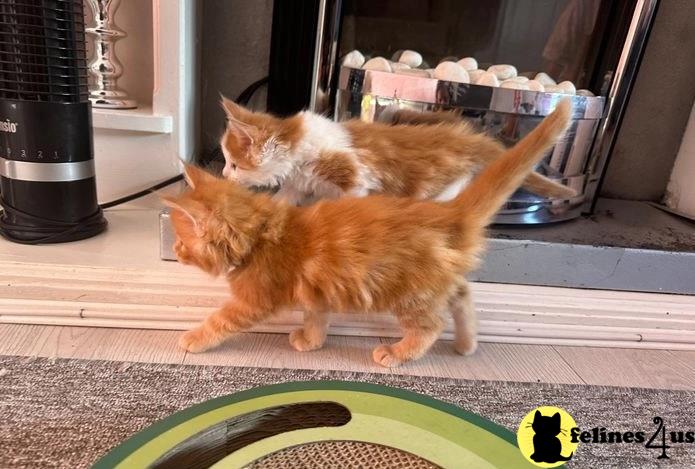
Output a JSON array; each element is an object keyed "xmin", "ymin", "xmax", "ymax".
[
  {"xmin": 311, "ymin": 151, "xmax": 356, "ymax": 191},
  {"xmin": 390, "ymin": 108, "xmax": 464, "ymax": 126},
  {"xmin": 164, "ymin": 101, "xmax": 571, "ymax": 367},
  {"xmin": 219, "ymin": 98, "xmax": 577, "ymax": 201},
  {"xmin": 385, "ymin": 110, "xmax": 577, "ymax": 200},
  {"xmin": 345, "ymin": 120, "xmax": 495, "ymax": 198}
]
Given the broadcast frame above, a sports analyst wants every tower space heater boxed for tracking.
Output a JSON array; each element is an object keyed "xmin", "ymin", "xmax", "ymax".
[{"xmin": 0, "ymin": 0, "xmax": 106, "ymax": 244}]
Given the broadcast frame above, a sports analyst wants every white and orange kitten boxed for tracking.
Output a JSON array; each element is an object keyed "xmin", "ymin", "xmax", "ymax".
[{"xmin": 218, "ymin": 98, "xmax": 576, "ymax": 205}]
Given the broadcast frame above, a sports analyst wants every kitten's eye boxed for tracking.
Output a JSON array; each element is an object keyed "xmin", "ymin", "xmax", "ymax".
[{"xmin": 231, "ymin": 163, "xmax": 237, "ymax": 170}]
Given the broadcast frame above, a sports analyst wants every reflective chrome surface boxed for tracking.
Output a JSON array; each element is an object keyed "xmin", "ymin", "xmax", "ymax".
[
  {"xmin": 159, "ymin": 209, "xmax": 176, "ymax": 261},
  {"xmin": 0, "ymin": 157, "xmax": 96, "ymax": 182},
  {"xmin": 85, "ymin": 0, "xmax": 137, "ymax": 109},
  {"xmin": 309, "ymin": 0, "xmax": 342, "ymax": 113},
  {"xmin": 314, "ymin": 1, "xmax": 659, "ymax": 223},
  {"xmin": 335, "ymin": 67, "xmax": 605, "ymax": 224},
  {"xmin": 339, "ymin": 67, "xmax": 605, "ymax": 119},
  {"xmin": 582, "ymin": 0, "xmax": 659, "ymax": 213}
]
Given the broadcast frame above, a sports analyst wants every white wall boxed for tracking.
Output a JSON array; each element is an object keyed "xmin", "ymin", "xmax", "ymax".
[
  {"xmin": 87, "ymin": 0, "xmax": 198, "ymax": 203},
  {"xmin": 665, "ymin": 102, "xmax": 695, "ymax": 216},
  {"xmin": 114, "ymin": 0, "xmax": 154, "ymax": 108}
]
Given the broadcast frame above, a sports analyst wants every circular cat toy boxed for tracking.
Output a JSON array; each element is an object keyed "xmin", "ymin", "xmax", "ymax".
[{"xmin": 94, "ymin": 381, "xmax": 550, "ymax": 468}]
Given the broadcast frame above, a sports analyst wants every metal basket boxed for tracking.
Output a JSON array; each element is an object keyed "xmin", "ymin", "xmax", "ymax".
[{"xmin": 335, "ymin": 66, "xmax": 607, "ymax": 224}]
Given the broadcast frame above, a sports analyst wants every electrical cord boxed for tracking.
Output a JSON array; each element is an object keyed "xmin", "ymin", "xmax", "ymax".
[
  {"xmin": 236, "ymin": 76, "xmax": 268, "ymax": 106},
  {"xmin": 0, "ymin": 196, "xmax": 107, "ymax": 245},
  {"xmin": 99, "ymin": 173, "xmax": 184, "ymax": 209},
  {"xmin": 0, "ymin": 174, "xmax": 184, "ymax": 245}
]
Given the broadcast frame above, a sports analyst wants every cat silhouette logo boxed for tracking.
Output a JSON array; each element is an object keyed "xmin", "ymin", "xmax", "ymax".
[{"xmin": 517, "ymin": 406, "xmax": 579, "ymax": 467}]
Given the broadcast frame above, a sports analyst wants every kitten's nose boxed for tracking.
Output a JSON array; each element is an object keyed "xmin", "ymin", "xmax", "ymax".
[{"xmin": 222, "ymin": 165, "xmax": 231, "ymax": 178}]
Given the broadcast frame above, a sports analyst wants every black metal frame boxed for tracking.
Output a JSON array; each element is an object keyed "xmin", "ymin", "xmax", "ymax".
[{"xmin": 266, "ymin": 0, "xmax": 320, "ymax": 116}]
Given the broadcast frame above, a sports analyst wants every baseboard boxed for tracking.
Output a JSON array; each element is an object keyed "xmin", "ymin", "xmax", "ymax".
[{"xmin": 2, "ymin": 260, "xmax": 695, "ymax": 350}]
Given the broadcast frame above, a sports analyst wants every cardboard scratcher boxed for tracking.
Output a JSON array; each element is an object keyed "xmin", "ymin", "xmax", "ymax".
[{"xmin": 93, "ymin": 381, "xmax": 544, "ymax": 468}]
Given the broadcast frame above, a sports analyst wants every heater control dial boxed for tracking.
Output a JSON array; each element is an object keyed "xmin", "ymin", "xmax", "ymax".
[{"xmin": 4, "ymin": 146, "xmax": 63, "ymax": 162}]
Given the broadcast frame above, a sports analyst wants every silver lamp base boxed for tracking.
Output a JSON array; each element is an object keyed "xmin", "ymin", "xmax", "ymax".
[
  {"xmin": 90, "ymin": 95, "xmax": 137, "ymax": 110},
  {"xmin": 86, "ymin": 0, "xmax": 137, "ymax": 110}
]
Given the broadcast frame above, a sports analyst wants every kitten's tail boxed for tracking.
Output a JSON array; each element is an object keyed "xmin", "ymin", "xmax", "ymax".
[
  {"xmin": 522, "ymin": 171, "xmax": 577, "ymax": 199},
  {"xmin": 395, "ymin": 107, "xmax": 577, "ymax": 200},
  {"xmin": 453, "ymin": 100, "xmax": 572, "ymax": 227}
]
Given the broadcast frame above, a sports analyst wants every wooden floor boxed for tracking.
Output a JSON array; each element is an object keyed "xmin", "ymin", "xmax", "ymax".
[{"xmin": 2, "ymin": 323, "xmax": 695, "ymax": 390}]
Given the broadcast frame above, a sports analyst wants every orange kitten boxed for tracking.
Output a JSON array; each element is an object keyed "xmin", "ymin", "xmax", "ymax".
[
  {"xmin": 386, "ymin": 108, "xmax": 465, "ymax": 126},
  {"xmin": 164, "ymin": 101, "xmax": 571, "ymax": 367},
  {"xmin": 219, "ymin": 98, "xmax": 576, "ymax": 205}
]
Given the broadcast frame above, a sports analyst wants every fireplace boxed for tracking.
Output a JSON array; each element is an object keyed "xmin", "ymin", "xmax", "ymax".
[
  {"xmin": 191, "ymin": 0, "xmax": 694, "ymax": 295},
  {"xmin": 267, "ymin": 0, "xmax": 658, "ymax": 224}
]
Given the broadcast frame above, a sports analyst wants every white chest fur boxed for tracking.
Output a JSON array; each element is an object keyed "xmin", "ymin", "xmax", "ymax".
[{"xmin": 279, "ymin": 113, "xmax": 380, "ymax": 203}]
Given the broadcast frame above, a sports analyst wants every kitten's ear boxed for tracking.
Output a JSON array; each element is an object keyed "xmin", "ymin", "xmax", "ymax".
[
  {"xmin": 220, "ymin": 95, "xmax": 251, "ymax": 122},
  {"xmin": 220, "ymin": 97, "xmax": 255, "ymax": 152},
  {"xmin": 183, "ymin": 164, "xmax": 217, "ymax": 189},
  {"xmin": 226, "ymin": 122, "xmax": 254, "ymax": 153},
  {"xmin": 161, "ymin": 195, "xmax": 209, "ymax": 237},
  {"xmin": 552, "ymin": 413, "xmax": 561, "ymax": 423},
  {"xmin": 534, "ymin": 410, "xmax": 542, "ymax": 420}
]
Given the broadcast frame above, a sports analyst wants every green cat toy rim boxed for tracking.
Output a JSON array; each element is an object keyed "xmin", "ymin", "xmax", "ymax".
[{"xmin": 93, "ymin": 380, "xmax": 556, "ymax": 468}]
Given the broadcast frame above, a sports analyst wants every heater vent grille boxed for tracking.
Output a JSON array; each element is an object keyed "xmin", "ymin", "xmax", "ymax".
[{"xmin": 0, "ymin": 0, "xmax": 88, "ymax": 103}]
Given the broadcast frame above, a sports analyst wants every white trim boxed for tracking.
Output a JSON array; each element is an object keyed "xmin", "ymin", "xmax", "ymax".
[
  {"xmin": 666, "ymin": 102, "xmax": 695, "ymax": 217},
  {"xmin": 92, "ymin": 107, "xmax": 173, "ymax": 134},
  {"xmin": 2, "ymin": 260, "xmax": 694, "ymax": 350},
  {"xmin": 152, "ymin": 0, "xmax": 197, "ymax": 161}
]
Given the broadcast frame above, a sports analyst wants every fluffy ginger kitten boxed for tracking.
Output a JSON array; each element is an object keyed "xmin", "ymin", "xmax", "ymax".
[
  {"xmin": 164, "ymin": 101, "xmax": 570, "ymax": 367},
  {"xmin": 219, "ymin": 98, "xmax": 576, "ymax": 205}
]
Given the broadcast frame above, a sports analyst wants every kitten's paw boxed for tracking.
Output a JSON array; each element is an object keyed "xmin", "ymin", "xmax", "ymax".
[
  {"xmin": 289, "ymin": 328, "xmax": 323, "ymax": 352},
  {"xmin": 454, "ymin": 337, "xmax": 478, "ymax": 356},
  {"xmin": 178, "ymin": 328, "xmax": 215, "ymax": 353},
  {"xmin": 372, "ymin": 344, "xmax": 403, "ymax": 368}
]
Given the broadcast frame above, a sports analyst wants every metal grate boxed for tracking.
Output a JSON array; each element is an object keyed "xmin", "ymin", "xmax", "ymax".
[{"xmin": 0, "ymin": 0, "xmax": 88, "ymax": 103}]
